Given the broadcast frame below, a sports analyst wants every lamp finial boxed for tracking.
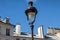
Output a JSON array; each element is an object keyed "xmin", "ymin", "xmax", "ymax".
[{"xmin": 29, "ymin": 1, "xmax": 33, "ymax": 7}]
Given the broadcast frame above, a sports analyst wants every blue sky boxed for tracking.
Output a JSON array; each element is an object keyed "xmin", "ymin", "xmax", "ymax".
[{"xmin": 0, "ymin": 0, "xmax": 60, "ymax": 34}]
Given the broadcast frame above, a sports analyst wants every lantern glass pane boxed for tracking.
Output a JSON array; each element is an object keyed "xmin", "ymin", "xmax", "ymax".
[{"xmin": 28, "ymin": 12, "xmax": 35, "ymax": 23}]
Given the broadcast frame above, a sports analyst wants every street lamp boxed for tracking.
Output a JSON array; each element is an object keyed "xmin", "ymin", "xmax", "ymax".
[{"xmin": 25, "ymin": 1, "xmax": 38, "ymax": 40}]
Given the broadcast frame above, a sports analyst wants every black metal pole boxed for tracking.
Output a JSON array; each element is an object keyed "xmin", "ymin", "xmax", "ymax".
[{"xmin": 30, "ymin": 24, "xmax": 34, "ymax": 40}]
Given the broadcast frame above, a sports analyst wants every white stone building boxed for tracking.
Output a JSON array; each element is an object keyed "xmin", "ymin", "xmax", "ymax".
[
  {"xmin": 0, "ymin": 17, "xmax": 45, "ymax": 40},
  {"xmin": 0, "ymin": 17, "xmax": 60, "ymax": 40}
]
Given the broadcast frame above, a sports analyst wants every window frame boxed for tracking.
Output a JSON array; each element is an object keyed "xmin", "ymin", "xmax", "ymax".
[
  {"xmin": 6, "ymin": 28, "xmax": 10, "ymax": 36},
  {"xmin": 0, "ymin": 26, "xmax": 1, "ymax": 34}
]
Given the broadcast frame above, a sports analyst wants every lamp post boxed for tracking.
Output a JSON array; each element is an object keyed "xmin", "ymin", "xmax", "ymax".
[{"xmin": 25, "ymin": 1, "xmax": 38, "ymax": 40}]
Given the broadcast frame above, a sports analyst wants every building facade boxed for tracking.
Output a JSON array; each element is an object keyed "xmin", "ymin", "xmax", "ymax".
[
  {"xmin": 0, "ymin": 17, "xmax": 60, "ymax": 40},
  {"xmin": 0, "ymin": 17, "xmax": 45, "ymax": 40}
]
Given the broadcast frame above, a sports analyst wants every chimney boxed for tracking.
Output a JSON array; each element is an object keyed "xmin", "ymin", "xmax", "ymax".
[
  {"xmin": 2, "ymin": 17, "xmax": 10, "ymax": 23},
  {"xmin": 15, "ymin": 24, "xmax": 21, "ymax": 35},
  {"xmin": 38, "ymin": 25, "xmax": 44, "ymax": 38}
]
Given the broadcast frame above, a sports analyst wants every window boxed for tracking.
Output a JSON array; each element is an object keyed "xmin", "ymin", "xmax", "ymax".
[
  {"xmin": 6, "ymin": 39, "xmax": 8, "ymax": 40},
  {"xmin": 6, "ymin": 29, "xmax": 10, "ymax": 36},
  {"xmin": 16, "ymin": 38, "xmax": 19, "ymax": 40},
  {"xmin": 23, "ymin": 39, "xmax": 26, "ymax": 40},
  {"xmin": 0, "ymin": 38, "xmax": 1, "ymax": 40},
  {"xmin": 0, "ymin": 26, "xmax": 1, "ymax": 34}
]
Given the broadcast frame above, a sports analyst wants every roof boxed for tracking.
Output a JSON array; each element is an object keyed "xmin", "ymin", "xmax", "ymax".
[
  {"xmin": 46, "ymin": 34, "xmax": 60, "ymax": 40},
  {"xmin": 21, "ymin": 32, "xmax": 28, "ymax": 35},
  {"xmin": 0, "ymin": 21, "xmax": 15, "ymax": 27},
  {"xmin": 48, "ymin": 27, "xmax": 60, "ymax": 30}
]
